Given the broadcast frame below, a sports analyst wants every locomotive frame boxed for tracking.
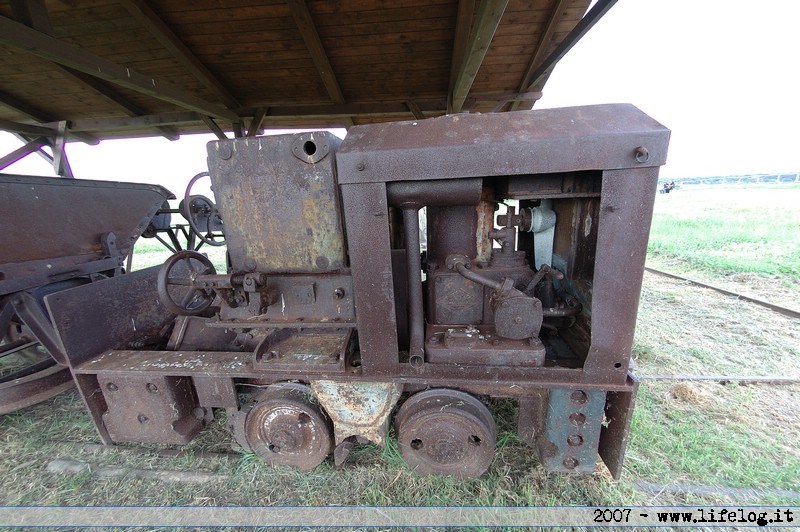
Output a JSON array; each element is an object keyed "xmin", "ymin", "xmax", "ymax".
[{"xmin": 29, "ymin": 103, "xmax": 670, "ymax": 479}]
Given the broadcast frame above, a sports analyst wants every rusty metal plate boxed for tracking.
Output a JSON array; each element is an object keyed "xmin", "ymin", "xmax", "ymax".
[
  {"xmin": 598, "ymin": 373, "xmax": 639, "ymax": 479},
  {"xmin": 206, "ymin": 132, "xmax": 345, "ymax": 273},
  {"xmin": 44, "ymin": 266, "xmax": 175, "ymax": 368},
  {"xmin": 0, "ymin": 174, "xmax": 172, "ymax": 265},
  {"xmin": 214, "ymin": 273, "xmax": 356, "ymax": 324},
  {"xmin": 539, "ymin": 388, "xmax": 606, "ymax": 474},
  {"xmin": 425, "ymin": 324, "xmax": 545, "ymax": 367},
  {"xmin": 98, "ymin": 374, "xmax": 202, "ymax": 444},
  {"xmin": 0, "ymin": 364, "xmax": 74, "ymax": 415},
  {"xmin": 74, "ymin": 349, "xmax": 252, "ymax": 377},
  {"xmin": 337, "ymin": 104, "xmax": 670, "ymax": 185},
  {"xmin": 254, "ymin": 329, "xmax": 351, "ymax": 372}
]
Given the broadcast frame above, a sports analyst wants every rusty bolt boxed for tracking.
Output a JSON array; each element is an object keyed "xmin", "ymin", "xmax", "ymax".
[
  {"xmin": 570, "ymin": 390, "xmax": 588, "ymax": 404},
  {"xmin": 568, "ymin": 412, "xmax": 587, "ymax": 426},
  {"xmin": 219, "ymin": 145, "xmax": 233, "ymax": 160},
  {"xmin": 634, "ymin": 146, "xmax": 649, "ymax": 163},
  {"xmin": 567, "ymin": 434, "xmax": 584, "ymax": 447},
  {"xmin": 563, "ymin": 457, "xmax": 579, "ymax": 469}
]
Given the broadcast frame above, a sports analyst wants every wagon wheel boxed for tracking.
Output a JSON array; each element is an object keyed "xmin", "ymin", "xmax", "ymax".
[
  {"xmin": 394, "ymin": 389, "xmax": 496, "ymax": 479},
  {"xmin": 182, "ymin": 172, "xmax": 225, "ymax": 247},
  {"xmin": 157, "ymin": 251, "xmax": 216, "ymax": 316},
  {"xmin": 244, "ymin": 383, "xmax": 333, "ymax": 471}
]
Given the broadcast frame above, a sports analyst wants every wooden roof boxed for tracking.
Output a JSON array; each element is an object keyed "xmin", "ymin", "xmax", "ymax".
[{"xmin": 0, "ymin": 0, "xmax": 608, "ymax": 144}]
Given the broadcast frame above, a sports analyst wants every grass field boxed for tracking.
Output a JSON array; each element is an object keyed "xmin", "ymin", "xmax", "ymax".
[
  {"xmin": 1, "ymin": 184, "xmax": 798, "ymax": 526},
  {"xmin": 647, "ymin": 184, "xmax": 800, "ymax": 309}
]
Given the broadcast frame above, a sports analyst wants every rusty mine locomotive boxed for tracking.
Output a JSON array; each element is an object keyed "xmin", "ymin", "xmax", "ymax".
[{"xmin": 0, "ymin": 104, "xmax": 670, "ymax": 479}]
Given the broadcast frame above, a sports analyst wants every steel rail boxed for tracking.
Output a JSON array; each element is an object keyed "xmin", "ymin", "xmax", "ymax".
[{"xmin": 644, "ymin": 267, "xmax": 800, "ymax": 319}]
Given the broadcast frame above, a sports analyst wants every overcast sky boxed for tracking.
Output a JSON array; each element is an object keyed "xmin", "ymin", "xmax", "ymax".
[{"xmin": 2, "ymin": 0, "xmax": 799, "ymax": 190}]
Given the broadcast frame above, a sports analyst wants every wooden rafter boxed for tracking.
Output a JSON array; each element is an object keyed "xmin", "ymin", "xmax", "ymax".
[
  {"xmin": 52, "ymin": 120, "xmax": 74, "ymax": 178},
  {"xmin": 0, "ymin": 118, "xmax": 58, "ymax": 137},
  {"xmin": 0, "ymin": 15, "xmax": 238, "ymax": 122},
  {"xmin": 119, "ymin": 0, "xmax": 240, "ymax": 110},
  {"xmin": 405, "ymin": 101, "xmax": 425, "ymax": 120},
  {"xmin": 44, "ymin": 112, "xmax": 200, "ymax": 133},
  {"xmin": 450, "ymin": 0, "xmax": 509, "ymax": 113},
  {"xmin": 9, "ymin": 0, "xmax": 53, "ymax": 33},
  {"xmin": 9, "ymin": 0, "xmax": 178, "ymax": 141},
  {"xmin": 13, "ymin": 133, "xmax": 54, "ymax": 165},
  {"xmin": 0, "ymin": 90, "xmax": 98, "ymax": 144},
  {"xmin": 55, "ymin": 91, "xmax": 542, "ymax": 134},
  {"xmin": 448, "ymin": 0, "xmax": 477, "ymax": 114},
  {"xmin": 286, "ymin": 0, "xmax": 345, "ymax": 105},
  {"xmin": 522, "ymin": 0, "xmax": 618, "ymax": 95},
  {"xmin": 0, "ymin": 136, "xmax": 49, "ymax": 170},
  {"xmin": 510, "ymin": 0, "xmax": 570, "ymax": 111},
  {"xmin": 201, "ymin": 116, "xmax": 228, "ymax": 141},
  {"xmin": 247, "ymin": 107, "xmax": 268, "ymax": 137}
]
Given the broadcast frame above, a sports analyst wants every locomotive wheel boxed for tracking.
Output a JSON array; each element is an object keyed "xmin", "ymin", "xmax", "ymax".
[
  {"xmin": 183, "ymin": 172, "xmax": 225, "ymax": 247},
  {"xmin": 394, "ymin": 389, "xmax": 496, "ymax": 479},
  {"xmin": 157, "ymin": 251, "xmax": 216, "ymax": 316},
  {"xmin": 244, "ymin": 383, "xmax": 333, "ymax": 471}
]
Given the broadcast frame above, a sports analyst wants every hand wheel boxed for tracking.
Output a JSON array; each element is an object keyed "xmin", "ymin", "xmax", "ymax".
[{"xmin": 157, "ymin": 250, "xmax": 217, "ymax": 316}]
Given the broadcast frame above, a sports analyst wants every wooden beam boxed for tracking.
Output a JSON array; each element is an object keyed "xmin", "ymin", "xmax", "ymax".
[
  {"xmin": 10, "ymin": 0, "xmax": 53, "ymax": 33},
  {"xmin": 53, "ymin": 112, "xmax": 200, "ymax": 133},
  {"xmin": 448, "ymin": 0, "xmax": 477, "ymax": 114},
  {"xmin": 247, "ymin": 107, "xmax": 268, "ymax": 137},
  {"xmin": 231, "ymin": 121, "xmax": 244, "ymax": 138},
  {"xmin": 9, "ymin": 1, "xmax": 176, "ymax": 140},
  {"xmin": 201, "ymin": 116, "xmax": 228, "ymax": 141},
  {"xmin": 119, "ymin": 0, "xmax": 240, "ymax": 109},
  {"xmin": 0, "ymin": 15, "xmax": 238, "ymax": 122},
  {"xmin": 61, "ymin": 95, "xmax": 535, "ymax": 133},
  {"xmin": 0, "ymin": 90, "xmax": 98, "ymax": 144},
  {"xmin": 405, "ymin": 101, "xmax": 425, "ymax": 120},
  {"xmin": 286, "ymin": 0, "xmax": 346, "ymax": 105},
  {"xmin": 13, "ymin": 133, "xmax": 53, "ymax": 165},
  {"xmin": 522, "ymin": 0, "xmax": 618, "ymax": 94},
  {"xmin": 0, "ymin": 136, "xmax": 48, "ymax": 170},
  {"xmin": 491, "ymin": 91, "xmax": 543, "ymax": 112},
  {"xmin": 450, "ymin": 0, "xmax": 509, "ymax": 113},
  {"xmin": 510, "ymin": 0, "xmax": 570, "ymax": 111},
  {"xmin": 0, "ymin": 118, "xmax": 57, "ymax": 137},
  {"xmin": 56, "ymin": 69, "xmax": 179, "ymax": 141},
  {"xmin": 52, "ymin": 121, "xmax": 74, "ymax": 178}
]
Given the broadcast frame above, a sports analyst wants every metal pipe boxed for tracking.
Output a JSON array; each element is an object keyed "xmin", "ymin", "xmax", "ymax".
[
  {"xmin": 453, "ymin": 262, "xmax": 501, "ymax": 290},
  {"xmin": 542, "ymin": 294, "xmax": 582, "ymax": 318},
  {"xmin": 386, "ymin": 178, "xmax": 483, "ymax": 207},
  {"xmin": 402, "ymin": 206, "xmax": 425, "ymax": 369}
]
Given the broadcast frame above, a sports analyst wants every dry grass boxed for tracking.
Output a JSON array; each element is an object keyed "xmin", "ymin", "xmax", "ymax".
[
  {"xmin": 1, "ymin": 270, "xmax": 797, "ymax": 514},
  {"xmin": 2, "ymin": 185, "xmax": 799, "ymax": 523}
]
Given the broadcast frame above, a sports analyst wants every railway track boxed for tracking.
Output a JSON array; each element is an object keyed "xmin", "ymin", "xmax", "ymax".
[{"xmin": 644, "ymin": 266, "xmax": 800, "ymax": 320}]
